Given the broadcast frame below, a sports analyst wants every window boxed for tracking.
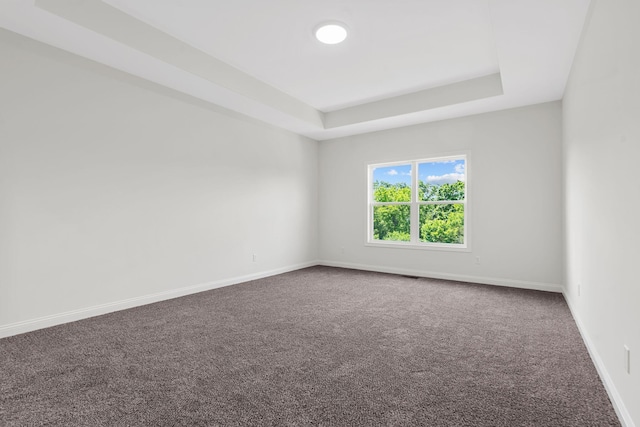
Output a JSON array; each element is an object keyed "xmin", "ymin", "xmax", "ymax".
[{"xmin": 367, "ymin": 155, "xmax": 467, "ymax": 249}]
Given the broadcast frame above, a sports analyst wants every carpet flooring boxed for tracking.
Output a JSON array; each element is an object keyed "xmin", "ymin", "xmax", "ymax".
[{"xmin": 0, "ymin": 266, "xmax": 620, "ymax": 426}]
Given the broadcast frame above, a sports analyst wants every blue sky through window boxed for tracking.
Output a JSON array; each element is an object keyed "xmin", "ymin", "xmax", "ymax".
[
  {"xmin": 419, "ymin": 159, "xmax": 465, "ymax": 185},
  {"xmin": 373, "ymin": 159, "xmax": 465, "ymax": 186},
  {"xmin": 373, "ymin": 164, "xmax": 411, "ymax": 185}
]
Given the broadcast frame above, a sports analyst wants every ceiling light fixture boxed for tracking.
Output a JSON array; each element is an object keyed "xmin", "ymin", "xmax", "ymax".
[{"xmin": 315, "ymin": 23, "xmax": 348, "ymax": 45}]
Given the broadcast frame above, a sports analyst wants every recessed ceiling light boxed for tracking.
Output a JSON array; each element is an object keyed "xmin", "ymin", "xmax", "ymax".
[{"xmin": 315, "ymin": 23, "xmax": 348, "ymax": 45}]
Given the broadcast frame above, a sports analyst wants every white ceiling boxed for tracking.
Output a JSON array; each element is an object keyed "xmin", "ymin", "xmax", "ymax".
[
  {"xmin": 0, "ymin": 0, "xmax": 591, "ymax": 140},
  {"xmin": 105, "ymin": 0, "xmax": 500, "ymax": 111}
]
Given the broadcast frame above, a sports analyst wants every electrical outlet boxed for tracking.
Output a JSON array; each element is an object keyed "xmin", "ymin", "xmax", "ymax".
[
  {"xmin": 577, "ymin": 283, "xmax": 581, "ymax": 296},
  {"xmin": 252, "ymin": 254, "xmax": 257, "ymax": 262},
  {"xmin": 475, "ymin": 256, "xmax": 480, "ymax": 265},
  {"xmin": 624, "ymin": 345, "xmax": 631, "ymax": 374}
]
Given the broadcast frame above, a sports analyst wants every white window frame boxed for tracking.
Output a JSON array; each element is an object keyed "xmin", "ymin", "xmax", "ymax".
[{"xmin": 366, "ymin": 154, "xmax": 470, "ymax": 252}]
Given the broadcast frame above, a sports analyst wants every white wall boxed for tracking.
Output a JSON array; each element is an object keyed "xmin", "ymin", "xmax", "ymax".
[
  {"xmin": 0, "ymin": 30, "xmax": 318, "ymax": 335},
  {"xmin": 318, "ymin": 102, "xmax": 564, "ymax": 291},
  {"xmin": 563, "ymin": 1, "xmax": 640, "ymax": 425}
]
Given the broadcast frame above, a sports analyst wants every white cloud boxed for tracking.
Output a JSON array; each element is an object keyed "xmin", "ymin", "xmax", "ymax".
[
  {"xmin": 387, "ymin": 169, "xmax": 398, "ymax": 176},
  {"xmin": 425, "ymin": 173, "xmax": 465, "ymax": 185},
  {"xmin": 401, "ymin": 170, "xmax": 412, "ymax": 176},
  {"xmin": 455, "ymin": 163, "xmax": 465, "ymax": 174}
]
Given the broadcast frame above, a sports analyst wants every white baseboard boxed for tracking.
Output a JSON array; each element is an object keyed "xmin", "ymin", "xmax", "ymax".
[
  {"xmin": 564, "ymin": 293, "xmax": 635, "ymax": 427},
  {"xmin": 0, "ymin": 260, "xmax": 319, "ymax": 339},
  {"xmin": 319, "ymin": 260, "xmax": 563, "ymax": 293}
]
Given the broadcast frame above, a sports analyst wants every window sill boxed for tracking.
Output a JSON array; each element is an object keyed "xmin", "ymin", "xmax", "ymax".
[{"xmin": 365, "ymin": 241, "xmax": 471, "ymax": 252}]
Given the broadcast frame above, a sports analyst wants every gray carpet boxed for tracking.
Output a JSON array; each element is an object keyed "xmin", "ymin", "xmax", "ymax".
[{"xmin": 0, "ymin": 266, "xmax": 619, "ymax": 426}]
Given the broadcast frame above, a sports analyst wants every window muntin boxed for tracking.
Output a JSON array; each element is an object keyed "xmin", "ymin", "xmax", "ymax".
[{"xmin": 369, "ymin": 156, "xmax": 467, "ymax": 249}]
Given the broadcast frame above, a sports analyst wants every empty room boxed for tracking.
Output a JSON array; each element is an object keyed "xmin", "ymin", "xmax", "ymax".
[{"xmin": 0, "ymin": 0, "xmax": 638, "ymax": 426}]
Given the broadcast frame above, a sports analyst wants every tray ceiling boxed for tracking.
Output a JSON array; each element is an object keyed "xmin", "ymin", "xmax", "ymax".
[{"xmin": 0, "ymin": 0, "xmax": 590, "ymax": 140}]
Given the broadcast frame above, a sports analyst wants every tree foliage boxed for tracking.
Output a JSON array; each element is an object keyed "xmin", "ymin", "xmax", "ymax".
[
  {"xmin": 372, "ymin": 204, "xmax": 410, "ymax": 241},
  {"xmin": 373, "ymin": 181, "xmax": 411, "ymax": 202},
  {"xmin": 419, "ymin": 180, "xmax": 465, "ymax": 201},
  {"xmin": 373, "ymin": 180, "xmax": 465, "ymax": 244},
  {"xmin": 420, "ymin": 204, "xmax": 464, "ymax": 244}
]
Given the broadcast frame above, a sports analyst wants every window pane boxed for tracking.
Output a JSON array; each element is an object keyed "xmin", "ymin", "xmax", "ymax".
[
  {"xmin": 372, "ymin": 164, "xmax": 411, "ymax": 202},
  {"xmin": 418, "ymin": 159, "xmax": 465, "ymax": 201},
  {"xmin": 419, "ymin": 204, "xmax": 464, "ymax": 244},
  {"xmin": 373, "ymin": 205, "xmax": 410, "ymax": 242}
]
